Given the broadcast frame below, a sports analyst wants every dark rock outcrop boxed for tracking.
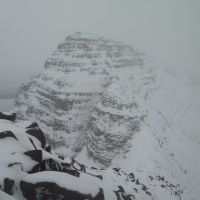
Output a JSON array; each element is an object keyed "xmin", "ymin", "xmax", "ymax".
[
  {"xmin": 24, "ymin": 150, "xmax": 43, "ymax": 162},
  {"xmin": 28, "ymin": 158, "xmax": 80, "ymax": 177},
  {"xmin": 26, "ymin": 128, "xmax": 46, "ymax": 149},
  {"xmin": 20, "ymin": 181, "xmax": 104, "ymax": 200},
  {"xmin": 3, "ymin": 178, "xmax": 15, "ymax": 195},
  {"xmin": 0, "ymin": 112, "xmax": 16, "ymax": 122},
  {"xmin": 26, "ymin": 122, "xmax": 39, "ymax": 129},
  {"xmin": 0, "ymin": 131, "xmax": 18, "ymax": 140}
]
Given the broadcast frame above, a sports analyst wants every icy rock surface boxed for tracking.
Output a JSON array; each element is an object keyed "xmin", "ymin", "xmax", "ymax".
[
  {"xmin": 15, "ymin": 32, "xmax": 200, "ymax": 162},
  {"xmin": 15, "ymin": 32, "xmax": 144, "ymax": 156}
]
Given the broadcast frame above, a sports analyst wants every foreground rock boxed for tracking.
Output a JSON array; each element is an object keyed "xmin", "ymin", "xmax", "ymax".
[
  {"xmin": 0, "ymin": 115, "xmax": 104, "ymax": 200},
  {"xmin": 14, "ymin": 32, "xmax": 199, "ymax": 165},
  {"xmin": 0, "ymin": 112, "xmax": 16, "ymax": 122},
  {"xmin": 1, "ymin": 114, "xmax": 194, "ymax": 200}
]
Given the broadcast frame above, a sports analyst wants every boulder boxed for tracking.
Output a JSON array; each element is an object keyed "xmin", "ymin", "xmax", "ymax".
[
  {"xmin": 0, "ymin": 112, "xmax": 16, "ymax": 122},
  {"xmin": 26, "ymin": 128, "xmax": 46, "ymax": 149},
  {"xmin": 4, "ymin": 178, "xmax": 15, "ymax": 195},
  {"xmin": 20, "ymin": 181, "xmax": 104, "ymax": 200}
]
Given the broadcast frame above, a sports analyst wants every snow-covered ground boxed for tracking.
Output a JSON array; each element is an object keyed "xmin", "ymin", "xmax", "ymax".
[{"xmin": 0, "ymin": 98, "xmax": 14, "ymax": 112}]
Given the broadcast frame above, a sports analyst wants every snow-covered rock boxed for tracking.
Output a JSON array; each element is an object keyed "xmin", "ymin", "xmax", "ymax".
[
  {"xmin": 0, "ymin": 113, "xmax": 105, "ymax": 200},
  {"xmin": 15, "ymin": 32, "xmax": 144, "ymax": 156},
  {"xmin": 1, "ymin": 113, "xmax": 195, "ymax": 200},
  {"xmin": 13, "ymin": 32, "xmax": 200, "ymax": 199}
]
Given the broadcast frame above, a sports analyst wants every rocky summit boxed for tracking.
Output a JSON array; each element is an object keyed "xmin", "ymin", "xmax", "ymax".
[{"xmin": 15, "ymin": 32, "xmax": 144, "ymax": 157}]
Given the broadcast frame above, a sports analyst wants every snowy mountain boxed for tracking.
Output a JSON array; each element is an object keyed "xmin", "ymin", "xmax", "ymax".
[
  {"xmin": 13, "ymin": 32, "xmax": 200, "ymax": 199},
  {"xmin": 15, "ymin": 32, "xmax": 144, "ymax": 157}
]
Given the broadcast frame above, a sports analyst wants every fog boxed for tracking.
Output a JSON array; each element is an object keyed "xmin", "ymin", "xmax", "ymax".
[{"xmin": 0, "ymin": 0, "xmax": 199, "ymax": 97}]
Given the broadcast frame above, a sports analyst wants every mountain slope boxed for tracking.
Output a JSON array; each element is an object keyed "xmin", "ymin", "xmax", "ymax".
[{"xmin": 15, "ymin": 32, "xmax": 144, "ymax": 156}]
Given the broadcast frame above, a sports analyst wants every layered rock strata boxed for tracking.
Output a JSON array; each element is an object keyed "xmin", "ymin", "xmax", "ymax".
[{"xmin": 15, "ymin": 32, "xmax": 144, "ymax": 156}]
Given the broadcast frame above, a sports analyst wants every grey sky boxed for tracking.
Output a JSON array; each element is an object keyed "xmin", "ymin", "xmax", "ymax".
[{"xmin": 0, "ymin": 0, "xmax": 199, "ymax": 97}]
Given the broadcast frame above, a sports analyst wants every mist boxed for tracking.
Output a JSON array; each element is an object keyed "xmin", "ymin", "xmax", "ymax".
[{"xmin": 0, "ymin": 0, "xmax": 199, "ymax": 97}]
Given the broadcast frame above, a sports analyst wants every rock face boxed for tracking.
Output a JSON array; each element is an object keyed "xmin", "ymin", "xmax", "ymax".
[
  {"xmin": 0, "ymin": 112, "xmax": 16, "ymax": 122},
  {"xmin": 15, "ymin": 32, "xmax": 199, "ymax": 169},
  {"xmin": 86, "ymin": 78, "xmax": 145, "ymax": 166},
  {"xmin": 15, "ymin": 32, "xmax": 144, "ymax": 156},
  {"xmin": 20, "ymin": 180, "xmax": 104, "ymax": 200}
]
